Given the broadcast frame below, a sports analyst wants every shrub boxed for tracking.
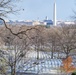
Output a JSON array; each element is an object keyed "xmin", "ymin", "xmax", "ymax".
[{"xmin": 71, "ymin": 72, "xmax": 76, "ymax": 75}]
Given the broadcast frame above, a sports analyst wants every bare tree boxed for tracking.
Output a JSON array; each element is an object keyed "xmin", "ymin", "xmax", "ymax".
[
  {"xmin": 56, "ymin": 25, "xmax": 76, "ymax": 58},
  {"xmin": 0, "ymin": 29, "xmax": 31, "ymax": 75},
  {"xmin": 0, "ymin": 0, "xmax": 20, "ymax": 18}
]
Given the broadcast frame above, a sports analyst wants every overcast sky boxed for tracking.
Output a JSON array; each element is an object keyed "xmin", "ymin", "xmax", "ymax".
[{"xmin": 8, "ymin": 0, "xmax": 76, "ymax": 21}]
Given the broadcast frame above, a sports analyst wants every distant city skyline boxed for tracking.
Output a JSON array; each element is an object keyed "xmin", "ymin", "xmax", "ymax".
[{"xmin": 7, "ymin": 0, "xmax": 75, "ymax": 21}]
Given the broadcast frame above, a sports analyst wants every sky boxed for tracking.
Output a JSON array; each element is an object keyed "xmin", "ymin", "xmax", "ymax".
[{"xmin": 8, "ymin": 0, "xmax": 76, "ymax": 21}]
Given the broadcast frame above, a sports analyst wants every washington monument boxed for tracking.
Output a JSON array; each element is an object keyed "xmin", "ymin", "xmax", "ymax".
[{"xmin": 53, "ymin": 0, "xmax": 56, "ymax": 26}]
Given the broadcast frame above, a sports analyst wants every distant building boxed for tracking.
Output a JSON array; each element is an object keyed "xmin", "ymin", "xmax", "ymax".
[
  {"xmin": 33, "ymin": 21, "xmax": 46, "ymax": 26},
  {"xmin": 64, "ymin": 21, "xmax": 75, "ymax": 25},
  {"xmin": 32, "ymin": 21, "xmax": 40, "ymax": 25},
  {"xmin": 44, "ymin": 20, "xmax": 53, "ymax": 25},
  {"xmin": 57, "ymin": 20, "xmax": 75, "ymax": 26},
  {"xmin": 1, "ymin": 19, "xmax": 75, "ymax": 26}
]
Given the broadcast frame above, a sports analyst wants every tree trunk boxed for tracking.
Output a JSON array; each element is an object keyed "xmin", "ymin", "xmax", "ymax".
[
  {"xmin": 11, "ymin": 64, "xmax": 16, "ymax": 75},
  {"xmin": 51, "ymin": 45, "xmax": 54, "ymax": 59}
]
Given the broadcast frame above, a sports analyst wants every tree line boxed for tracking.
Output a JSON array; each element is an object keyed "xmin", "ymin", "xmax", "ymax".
[{"xmin": 0, "ymin": 24, "xmax": 76, "ymax": 75}]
